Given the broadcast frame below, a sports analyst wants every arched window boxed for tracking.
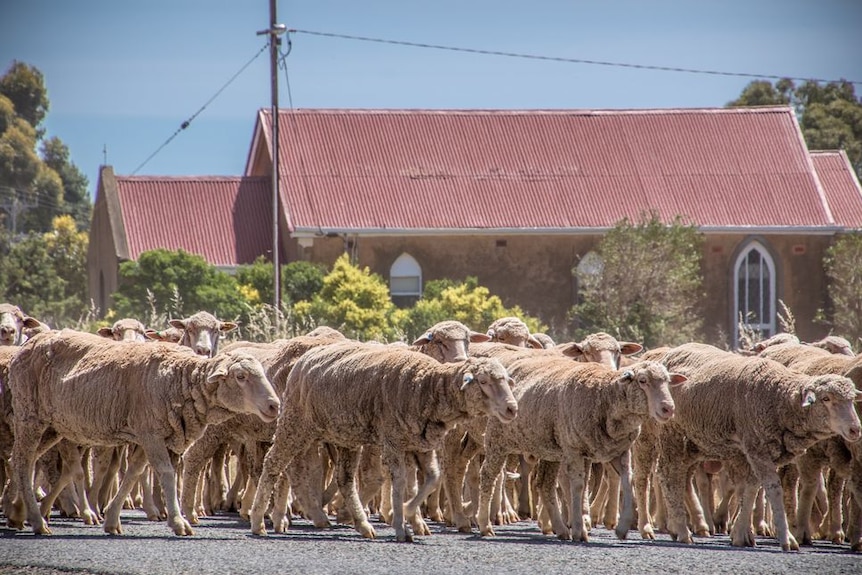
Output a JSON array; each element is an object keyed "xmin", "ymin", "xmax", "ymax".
[
  {"xmin": 733, "ymin": 241, "xmax": 776, "ymax": 346},
  {"xmin": 390, "ymin": 253, "xmax": 421, "ymax": 307}
]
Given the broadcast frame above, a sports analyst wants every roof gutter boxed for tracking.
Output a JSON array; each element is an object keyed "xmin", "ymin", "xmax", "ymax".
[{"xmin": 291, "ymin": 225, "xmax": 843, "ymax": 238}]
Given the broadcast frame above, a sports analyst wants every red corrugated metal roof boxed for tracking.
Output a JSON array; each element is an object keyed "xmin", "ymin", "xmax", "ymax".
[
  {"xmin": 116, "ymin": 176, "xmax": 272, "ymax": 265},
  {"xmin": 255, "ymin": 107, "xmax": 837, "ymax": 234},
  {"xmin": 810, "ymin": 150, "xmax": 862, "ymax": 230}
]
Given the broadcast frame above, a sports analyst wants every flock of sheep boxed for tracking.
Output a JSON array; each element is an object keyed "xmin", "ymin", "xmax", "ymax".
[{"xmin": 0, "ymin": 301, "xmax": 861, "ymax": 555}]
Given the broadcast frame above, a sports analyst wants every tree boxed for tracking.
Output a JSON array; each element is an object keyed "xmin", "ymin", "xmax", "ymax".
[
  {"xmin": 570, "ymin": 213, "xmax": 704, "ymax": 348},
  {"xmin": 729, "ymin": 79, "xmax": 862, "ymax": 176},
  {"xmin": 41, "ymin": 137, "xmax": 91, "ymax": 231},
  {"xmin": 0, "ymin": 62, "xmax": 90, "ymax": 234},
  {"xmin": 236, "ymin": 257, "xmax": 326, "ymax": 308},
  {"xmin": 0, "ymin": 61, "xmax": 49, "ymax": 131},
  {"xmin": 401, "ymin": 276, "xmax": 546, "ymax": 341},
  {"xmin": 0, "ymin": 215, "xmax": 89, "ymax": 326},
  {"xmin": 111, "ymin": 249, "xmax": 245, "ymax": 324},
  {"xmin": 295, "ymin": 253, "xmax": 401, "ymax": 341},
  {"xmin": 821, "ymin": 233, "xmax": 862, "ymax": 347}
]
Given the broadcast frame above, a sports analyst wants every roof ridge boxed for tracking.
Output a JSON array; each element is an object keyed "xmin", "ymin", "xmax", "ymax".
[{"xmin": 266, "ymin": 106, "xmax": 793, "ymax": 116}]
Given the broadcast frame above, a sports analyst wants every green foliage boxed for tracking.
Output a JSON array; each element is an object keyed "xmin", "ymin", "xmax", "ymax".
[
  {"xmin": 570, "ymin": 213, "xmax": 705, "ymax": 348},
  {"xmin": 822, "ymin": 233, "xmax": 862, "ymax": 347},
  {"xmin": 235, "ymin": 257, "xmax": 326, "ymax": 307},
  {"xmin": 111, "ymin": 249, "xmax": 245, "ymax": 323},
  {"xmin": 41, "ymin": 137, "xmax": 91, "ymax": 231},
  {"xmin": 295, "ymin": 253, "xmax": 401, "ymax": 341},
  {"xmin": 0, "ymin": 61, "xmax": 49, "ymax": 130},
  {"xmin": 729, "ymin": 79, "xmax": 862, "ymax": 177},
  {"xmin": 0, "ymin": 215, "xmax": 89, "ymax": 326},
  {"xmin": 401, "ymin": 276, "xmax": 546, "ymax": 341}
]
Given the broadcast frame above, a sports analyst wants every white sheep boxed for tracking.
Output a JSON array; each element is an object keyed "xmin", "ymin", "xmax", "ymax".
[
  {"xmin": 6, "ymin": 329, "xmax": 280, "ymax": 536},
  {"xmin": 249, "ymin": 340, "xmax": 518, "ymax": 542},
  {"xmin": 168, "ymin": 310, "xmax": 237, "ymax": 356},
  {"xmin": 0, "ymin": 304, "xmax": 44, "ymax": 346},
  {"xmin": 97, "ymin": 318, "xmax": 147, "ymax": 342},
  {"xmin": 485, "ymin": 317, "xmax": 543, "ymax": 348},
  {"xmin": 477, "ymin": 358, "xmax": 684, "ymax": 541},
  {"xmin": 653, "ymin": 345, "xmax": 862, "ymax": 551},
  {"xmin": 179, "ymin": 334, "xmax": 344, "ymax": 525}
]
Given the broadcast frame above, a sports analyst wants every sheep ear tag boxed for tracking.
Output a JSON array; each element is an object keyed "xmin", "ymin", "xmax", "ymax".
[
  {"xmin": 461, "ymin": 372, "xmax": 474, "ymax": 391},
  {"xmin": 802, "ymin": 390, "xmax": 817, "ymax": 408}
]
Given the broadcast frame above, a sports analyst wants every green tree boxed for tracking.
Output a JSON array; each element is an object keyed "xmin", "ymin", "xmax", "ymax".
[
  {"xmin": 0, "ymin": 63, "xmax": 89, "ymax": 234},
  {"xmin": 0, "ymin": 61, "xmax": 49, "ymax": 131},
  {"xmin": 41, "ymin": 137, "xmax": 91, "ymax": 231},
  {"xmin": 0, "ymin": 215, "xmax": 89, "ymax": 325},
  {"xmin": 236, "ymin": 256, "xmax": 326, "ymax": 307},
  {"xmin": 729, "ymin": 79, "xmax": 862, "ymax": 176},
  {"xmin": 401, "ymin": 276, "xmax": 546, "ymax": 342},
  {"xmin": 111, "ymin": 249, "xmax": 245, "ymax": 323},
  {"xmin": 295, "ymin": 253, "xmax": 400, "ymax": 341},
  {"xmin": 822, "ymin": 233, "xmax": 862, "ymax": 347},
  {"xmin": 570, "ymin": 213, "xmax": 704, "ymax": 348}
]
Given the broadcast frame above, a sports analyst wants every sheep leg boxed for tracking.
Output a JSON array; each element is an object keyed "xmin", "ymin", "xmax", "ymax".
[
  {"xmin": 589, "ymin": 464, "xmax": 608, "ymax": 528},
  {"xmin": 404, "ymin": 450, "xmax": 438, "ymax": 536},
  {"xmin": 655, "ymin": 431, "xmax": 693, "ymax": 544},
  {"xmin": 180, "ymin": 430, "xmax": 223, "ymax": 523},
  {"xmin": 564, "ymin": 457, "xmax": 591, "ymax": 542},
  {"xmin": 534, "ymin": 459, "xmax": 569, "ymax": 539},
  {"xmin": 694, "ymin": 467, "xmax": 715, "ymax": 535},
  {"xmin": 795, "ymin": 458, "xmax": 825, "ymax": 546},
  {"xmin": 137, "ymin": 441, "xmax": 190, "ymax": 536},
  {"xmin": 477, "ymin": 442, "xmax": 508, "ymax": 537},
  {"xmin": 749, "ymin": 456, "xmax": 797, "ymax": 551},
  {"xmin": 823, "ymin": 468, "xmax": 848, "ymax": 544},
  {"xmin": 336, "ymin": 446, "xmax": 375, "ymax": 539},
  {"xmin": 440, "ymin": 428, "xmax": 481, "ymax": 532},
  {"xmin": 713, "ymin": 470, "xmax": 734, "ymax": 534},
  {"xmin": 42, "ymin": 441, "xmax": 99, "ymax": 526},
  {"xmin": 843, "ymin": 458, "xmax": 862, "ymax": 551},
  {"xmin": 103, "ymin": 443, "xmax": 149, "ymax": 535},
  {"xmin": 683, "ymin": 470, "xmax": 710, "ymax": 537},
  {"xmin": 10, "ymin": 425, "xmax": 59, "ymax": 534},
  {"xmin": 608, "ymin": 450, "xmax": 635, "ymax": 540},
  {"xmin": 517, "ymin": 455, "xmax": 534, "ymax": 519},
  {"xmin": 632, "ymin": 427, "xmax": 657, "ymax": 539},
  {"xmin": 604, "ymin": 462, "xmax": 623, "ymax": 531},
  {"xmin": 779, "ymin": 463, "xmax": 800, "ymax": 533},
  {"xmin": 206, "ymin": 444, "xmax": 229, "ymax": 513}
]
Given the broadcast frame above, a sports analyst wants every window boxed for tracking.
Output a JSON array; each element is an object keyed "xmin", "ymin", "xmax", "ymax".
[
  {"xmin": 733, "ymin": 240, "xmax": 776, "ymax": 346},
  {"xmin": 390, "ymin": 253, "xmax": 422, "ymax": 302}
]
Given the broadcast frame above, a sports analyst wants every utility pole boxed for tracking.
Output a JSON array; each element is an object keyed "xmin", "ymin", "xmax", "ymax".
[
  {"xmin": 0, "ymin": 186, "xmax": 37, "ymax": 237},
  {"xmin": 257, "ymin": 0, "xmax": 286, "ymax": 311}
]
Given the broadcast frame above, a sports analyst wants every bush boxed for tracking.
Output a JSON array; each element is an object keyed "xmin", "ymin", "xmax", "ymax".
[{"xmin": 822, "ymin": 233, "xmax": 862, "ymax": 347}]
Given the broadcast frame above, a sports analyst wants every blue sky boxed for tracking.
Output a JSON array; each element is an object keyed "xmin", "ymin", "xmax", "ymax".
[{"xmin": 2, "ymin": 0, "xmax": 860, "ymax": 199}]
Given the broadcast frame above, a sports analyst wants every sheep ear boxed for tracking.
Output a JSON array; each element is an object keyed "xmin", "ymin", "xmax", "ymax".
[
  {"xmin": 97, "ymin": 327, "xmax": 114, "ymax": 338},
  {"xmin": 207, "ymin": 366, "xmax": 228, "ymax": 384},
  {"xmin": 169, "ymin": 319, "xmax": 186, "ymax": 330},
  {"xmin": 469, "ymin": 331, "xmax": 492, "ymax": 343},
  {"xmin": 411, "ymin": 332, "xmax": 434, "ymax": 346},
  {"xmin": 670, "ymin": 373, "xmax": 688, "ymax": 386},
  {"xmin": 801, "ymin": 389, "xmax": 817, "ymax": 407},
  {"xmin": 460, "ymin": 372, "xmax": 474, "ymax": 391},
  {"xmin": 619, "ymin": 342, "xmax": 644, "ymax": 356}
]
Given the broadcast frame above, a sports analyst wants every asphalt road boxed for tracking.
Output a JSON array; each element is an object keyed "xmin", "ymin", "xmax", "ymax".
[{"xmin": 2, "ymin": 510, "xmax": 860, "ymax": 575}]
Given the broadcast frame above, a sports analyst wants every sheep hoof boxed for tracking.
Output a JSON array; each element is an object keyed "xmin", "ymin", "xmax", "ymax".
[
  {"xmin": 784, "ymin": 534, "xmax": 800, "ymax": 552},
  {"xmin": 615, "ymin": 525, "xmax": 629, "ymax": 540},
  {"xmin": 357, "ymin": 521, "xmax": 376, "ymax": 539},
  {"xmin": 831, "ymin": 531, "xmax": 846, "ymax": 545},
  {"xmin": 457, "ymin": 523, "xmax": 473, "ymax": 534},
  {"xmin": 850, "ymin": 538, "xmax": 862, "ymax": 552},
  {"xmin": 556, "ymin": 529, "xmax": 571, "ymax": 541},
  {"xmin": 480, "ymin": 526, "xmax": 496, "ymax": 537},
  {"xmin": 104, "ymin": 524, "xmax": 122, "ymax": 535},
  {"xmin": 640, "ymin": 525, "xmax": 655, "ymax": 540},
  {"xmin": 82, "ymin": 510, "xmax": 101, "ymax": 526}
]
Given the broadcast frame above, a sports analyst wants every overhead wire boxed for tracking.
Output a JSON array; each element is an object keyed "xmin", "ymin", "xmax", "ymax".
[
  {"xmin": 291, "ymin": 28, "xmax": 862, "ymax": 87},
  {"xmin": 130, "ymin": 42, "xmax": 270, "ymax": 175}
]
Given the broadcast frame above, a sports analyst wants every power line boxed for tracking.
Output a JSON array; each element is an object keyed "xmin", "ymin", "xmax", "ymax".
[
  {"xmin": 130, "ymin": 43, "xmax": 270, "ymax": 175},
  {"xmin": 291, "ymin": 28, "xmax": 862, "ymax": 87}
]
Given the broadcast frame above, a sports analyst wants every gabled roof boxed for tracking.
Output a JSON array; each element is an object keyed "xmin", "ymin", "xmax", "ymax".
[
  {"xmin": 248, "ymin": 106, "xmax": 843, "ymax": 236},
  {"xmin": 810, "ymin": 150, "xmax": 862, "ymax": 230},
  {"xmin": 114, "ymin": 175, "xmax": 272, "ymax": 266}
]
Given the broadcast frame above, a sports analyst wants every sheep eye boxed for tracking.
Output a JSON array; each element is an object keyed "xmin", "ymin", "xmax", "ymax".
[{"xmin": 822, "ymin": 395, "xmax": 831, "ymax": 402}]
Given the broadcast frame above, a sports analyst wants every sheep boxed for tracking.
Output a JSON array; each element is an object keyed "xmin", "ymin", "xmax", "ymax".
[
  {"xmin": 0, "ymin": 304, "xmax": 44, "ymax": 346},
  {"xmin": 305, "ymin": 326, "xmax": 347, "ymax": 339},
  {"xmin": 485, "ymin": 317, "xmax": 543, "ymax": 349},
  {"xmin": 758, "ymin": 341, "xmax": 831, "ymax": 367},
  {"xmin": 169, "ymin": 311, "xmax": 237, "ymax": 357},
  {"xmin": 807, "ymin": 335, "xmax": 855, "ymax": 356},
  {"xmin": 145, "ymin": 326, "xmax": 184, "ymax": 344},
  {"xmin": 6, "ymin": 329, "xmax": 280, "ymax": 536},
  {"xmin": 531, "ymin": 333, "xmax": 556, "ymax": 349},
  {"xmin": 454, "ymin": 333, "xmax": 642, "ymax": 531},
  {"xmin": 248, "ymin": 340, "xmax": 518, "ymax": 542},
  {"xmin": 651, "ymin": 345, "xmax": 862, "ymax": 551},
  {"xmin": 179, "ymin": 334, "xmax": 344, "ymax": 525},
  {"xmin": 97, "ymin": 318, "xmax": 147, "ymax": 342},
  {"xmin": 410, "ymin": 319, "xmax": 491, "ymax": 362},
  {"xmin": 476, "ymin": 358, "xmax": 684, "ymax": 541}
]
